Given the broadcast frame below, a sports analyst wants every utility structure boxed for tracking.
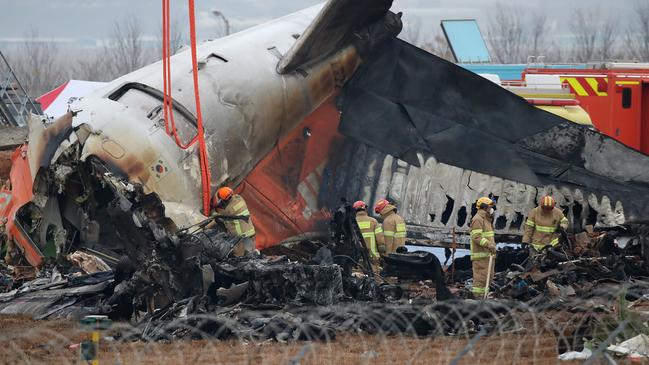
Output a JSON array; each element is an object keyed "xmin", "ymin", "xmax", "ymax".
[{"xmin": 0, "ymin": 51, "xmax": 41, "ymax": 126}]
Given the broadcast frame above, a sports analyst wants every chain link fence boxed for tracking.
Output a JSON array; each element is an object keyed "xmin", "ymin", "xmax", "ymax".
[{"xmin": 2, "ymin": 280, "xmax": 648, "ymax": 364}]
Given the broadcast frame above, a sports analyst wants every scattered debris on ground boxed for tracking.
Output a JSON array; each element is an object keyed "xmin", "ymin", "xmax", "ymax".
[{"xmin": 1, "ymin": 207, "xmax": 649, "ymax": 364}]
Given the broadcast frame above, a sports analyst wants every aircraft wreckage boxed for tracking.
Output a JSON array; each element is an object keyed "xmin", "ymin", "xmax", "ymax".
[{"xmin": 1, "ymin": 0, "xmax": 649, "ymax": 288}]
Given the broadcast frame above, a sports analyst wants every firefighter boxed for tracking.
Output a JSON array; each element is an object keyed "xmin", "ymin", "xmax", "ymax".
[
  {"xmin": 353, "ymin": 201, "xmax": 383, "ymax": 266},
  {"xmin": 470, "ymin": 197, "xmax": 497, "ymax": 298},
  {"xmin": 207, "ymin": 187, "xmax": 256, "ymax": 256},
  {"xmin": 522, "ymin": 195, "xmax": 569, "ymax": 256},
  {"xmin": 374, "ymin": 199, "xmax": 406, "ymax": 254}
]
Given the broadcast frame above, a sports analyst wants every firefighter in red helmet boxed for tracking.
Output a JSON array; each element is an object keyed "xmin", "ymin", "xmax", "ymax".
[
  {"xmin": 374, "ymin": 199, "xmax": 406, "ymax": 254},
  {"xmin": 353, "ymin": 201, "xmax": 383, "ymax": 265}
]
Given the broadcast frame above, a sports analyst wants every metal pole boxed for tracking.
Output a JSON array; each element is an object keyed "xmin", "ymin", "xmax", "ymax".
[
  {"xmin": 483, "ymin": 254, "xmax": 494, "ymax": 300},
  {"xmin": 451, "ymin": 227, "xmax": 456, "ymax": 282},
  {"xmin": 80, "ymin": 315, "xmax": 111, "ymax": 364},
  {"xmin": 91, "ymin": 329, "xmax": 100, "ymax": 365}
]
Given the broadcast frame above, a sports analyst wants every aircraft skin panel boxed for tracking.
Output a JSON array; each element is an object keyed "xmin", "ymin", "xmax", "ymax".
[
  {"xmin": 240, "ymin": 98, "xmax": 344, "ymax": 248},
  {"xmin": 0, "ymin": 146, "xmax": 40, "ymax": 266}
]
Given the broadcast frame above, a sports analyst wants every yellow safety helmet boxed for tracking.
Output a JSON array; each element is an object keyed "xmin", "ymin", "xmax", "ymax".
[{"xmin": 476, "ymin": 197, "xmax": 494, "ymax": 210}]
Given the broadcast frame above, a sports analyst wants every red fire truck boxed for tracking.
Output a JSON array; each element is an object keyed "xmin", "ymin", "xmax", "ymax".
[{"xmin": 525, "ymin": 64, "xmax": 649, "ymax": 154}]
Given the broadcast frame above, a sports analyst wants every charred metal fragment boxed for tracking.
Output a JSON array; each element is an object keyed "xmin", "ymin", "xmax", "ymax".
[
  {"xmin": 210, "ymin": 257, "xmax": 344, "ymax": 306},
  {"xmin": 382, "ymin": 251, "xmax": 453, "ymax": 300},
  {"xmin": 0, "ymin": 271, "xmax": 114, "ymax": 319},
  {"xmin": 26, "ymin": 113, "xmax": 74, "ymax": 177}
]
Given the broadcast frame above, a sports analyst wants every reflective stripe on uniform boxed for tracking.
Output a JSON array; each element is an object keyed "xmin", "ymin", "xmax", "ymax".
[
  {"xmin": 479, "ymin": 231, "xmax": 494, "ymax": 246},
  {"xmin": 525, "ymin": 219, "xmax": 535, "ymax": 227},
  {"xmin": 396, "ymin": 223, "xmax": 406, "ymax": 237},
  {"xmin": 357, "ymin": 221, "xmax": 371, "ymax": 229},
  {"xmin": 471, "ymin": 229, "xmax": 483, "ymax": 237},
  {"xmin": 560, "ymin": 217, "xmax": 569, "ymax": 228},
  {"xmin": 531, "ymin": 243, "xmax": 546, "ymax": 251},
  {"xmin": 374, "ymin": 226, "xmax": 383, "ymax": 234},
  {"xmin": 550, "ymin": 238, "xmax": 559, "ymax": 246},
  {"xmin": 535, "ymin": 225, "xmax": 556, "ymax": 233},
  {"xmin": 361, "ymin": 232, "xmax": 378, "ymax": 256},
  {"xmin": 239, "ymin": 209, "xmax": 250, "ymax": 216},
  {"xmin": 362, "ymin": 232, "xmax": 376, "ymax": 247},
  {"xmin": 243, "ymin": 228, "xmax": 255, "ymax": 238},
  {"xmin": 234, "ymin": 220, "xmax": 254, "ymax": 237},
  {"xmin": 471, "ymin": 252, "xmax": 490, "ymax": 260},
  {"xmin": 472, "ymin": 286, "xmax": 485, "ymax": 294},
  {"xmin": 384, "ymin": 231, "xmax": 395, "ymax": 237}
]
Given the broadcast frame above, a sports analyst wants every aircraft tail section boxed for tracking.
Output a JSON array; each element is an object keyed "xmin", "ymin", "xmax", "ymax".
[{"xmin": 277, "ymin": 0, "xmax": 399, "ymax": 74}]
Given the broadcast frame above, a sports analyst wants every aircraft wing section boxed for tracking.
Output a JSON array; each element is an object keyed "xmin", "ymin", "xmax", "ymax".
[
  {"xmin": 339, "ymin": 38, "xmax": 649, "ymax": 189},
  {"xmin": 277, "ymin": 0, "xmax": 394, "ymax": 74}
]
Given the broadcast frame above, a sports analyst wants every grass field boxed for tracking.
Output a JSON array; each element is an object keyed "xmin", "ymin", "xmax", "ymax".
[{"xmin": 0, "ymin": 314, "xmax": 595, "ymax": 365}]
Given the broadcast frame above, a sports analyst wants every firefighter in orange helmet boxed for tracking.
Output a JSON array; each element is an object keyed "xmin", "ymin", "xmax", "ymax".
[
  {"xmin": 522, "ymin": 195, "xmax": 568, "ymax": 256},
  {"xmin": 374, "ymin": 199, "xmax": 406, "ymax": 254},
  {"xmin": 470, "ymin": 197, "xmax": 497, "ymax": 298},
  {"xmin": 206, "ymin": 187, "xmax": 256, "ymax": 256},
  {"xmin": 353, "ymin": 201, "xmax": 383, "ymax": 266}
]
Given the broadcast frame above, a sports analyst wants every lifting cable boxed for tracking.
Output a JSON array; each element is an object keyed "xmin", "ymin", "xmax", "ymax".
[{"xmin": 162, "ymin": 0, "xmax": 212, "ymax": 215}]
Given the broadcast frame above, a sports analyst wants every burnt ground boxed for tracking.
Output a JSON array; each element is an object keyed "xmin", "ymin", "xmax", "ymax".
[{"xmin": 0, "ymin": 314, "xmax": 632, "ymax": 365}]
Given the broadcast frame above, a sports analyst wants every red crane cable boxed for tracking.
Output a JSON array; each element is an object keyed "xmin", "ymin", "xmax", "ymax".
[
  {"xmin": 187, "ymin": 0, "xmax": 213, "ymax": 215},
  {"xmin": 162, "ymin": 0, "xmax": 170, "ymax": 135},
  {"xmin": 161, "ymin": 0, "xmax": 212, "ymax": 215},
  {"xmin": 161, "ymin": 0, "xmax": 197, "ymax": 149}
]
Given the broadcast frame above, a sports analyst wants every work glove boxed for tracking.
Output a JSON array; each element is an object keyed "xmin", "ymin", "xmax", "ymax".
[{"xmin": 488, "ymin": 242, "xmax": 497, "ymax": 254}]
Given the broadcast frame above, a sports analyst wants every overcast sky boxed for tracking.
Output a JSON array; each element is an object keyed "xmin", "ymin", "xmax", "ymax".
[{"xmin": 0, "ymin": 0, "xmax": 638, "ymax": 47}]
